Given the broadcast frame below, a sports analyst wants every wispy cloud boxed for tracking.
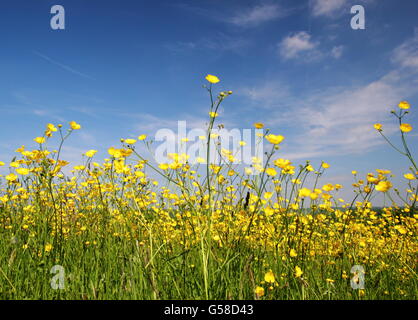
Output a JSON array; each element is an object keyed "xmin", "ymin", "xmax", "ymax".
[
  {"xmin": 392, "ymin": 28, "xmax": 418, "ymax": 70},
  {"xmin": 246, "ymin": 32, "xmax": 418, "ymax": 160},
  {"xmin": 282, "ymin": 71, "xmax": 406, "ymax": 160},
  {"xmin": 330, "ymin": 45, "xmax": 344, "ymax": 59},
  {"xmin": 278, "ymin": 31, "xmax": 320, "ymax": 60},
  {"xmin": 175, "ymin": 2, "xmax": 291, "ymax": 28},
  {"xmin": 237, "ymin": 81, "xmax": 291, "ymax": 109},
  {"xmin": 164, "ymin": 33, "xmax": 251, "ymax": 54},
  {"xmin": 33, "ymin": 51, "xmax": 94, "ymax": 80},
  {"xmin": 311, "ymin": 0, "xmax": 346, "ymax": 17},
  {"xmin": 311, "ymin": 0, "xmax": 375, "ymax": 18},
  {"xmin": 228, "ymin": 3, "xmax": 288, "ymax": 27}
]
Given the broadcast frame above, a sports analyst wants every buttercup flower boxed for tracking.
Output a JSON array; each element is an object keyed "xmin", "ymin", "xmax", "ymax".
[
  {"xmin": 16, "ymin": 168, "xmax": 29, "ymax": 175},
  {"xmin": 404, "ymin": 173, "xmax": 416, "ymax": 180},
  {"xmin": 69, "ymin": 121, "xmax": 81, "ymax": 130},
  {"xmin": 400, "ymin": 123, "xmax": 412, "ymax": 133},
  {"xmin": 398, "ymin": 101, "xmax": 410, "ymax": 110},
  {"xmin": 375, "ymin": 180, "xmax": 392, "ymax": 192},
  {"xmin": 85, "ymin": 150, "xmax": 98, "ymax": 158},
  {"xmin": 264, "ymin": 270, "xmax": 275, "ymax": 283},
  {"xmin": 295, "ymin": 266, "xmax": 303, "ymax": 278},
  {"xmin": 5, "ymin": 173, "xmax": 18, "ymax": 182},
  {"xmin": 205, "ymin": 74, "xmax": 220, "ymax": 84},
  {"xmin": 265, "ymin": 134, "xmax": 284, "ymax": 145},
  {"xmin": 124, "ymin": 139, "xmax": 137, "ymax": 145},
  {"xmin": 34, "ymin": 137, "xmax": 45, "ymax": 144},
  {"xmin": 255, "ymin": 286, "xmax": 265, "ymax": 297},
  {"xmin": 265, "ymin": 168, "xmax": 277, "ymax": 177}
]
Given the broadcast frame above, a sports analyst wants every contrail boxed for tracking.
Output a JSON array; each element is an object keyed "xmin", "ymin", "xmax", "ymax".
[{"xmin": 33, "ymin": 50, "xmax": 95, "ymax": 80}]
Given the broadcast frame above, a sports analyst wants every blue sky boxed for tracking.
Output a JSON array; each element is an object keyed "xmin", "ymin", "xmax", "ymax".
[{"xmin": 1, "ymin": 0, "xmax": 418, "ymax": 203}]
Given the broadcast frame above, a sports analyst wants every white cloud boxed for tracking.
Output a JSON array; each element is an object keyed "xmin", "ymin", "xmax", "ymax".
[
  {"xmin": 165, "ymin": 33, "xmax": 251, "ymax": 54},
  {"xmin": 312, "ymin": 0, "xmax": 347, "ymax": 17},
  {"xmin": 278, "ymin": 31, "xmax": 319, "ymax": 60},
  {"xmin": 331, "ymin": 45, "xmax": 344, "ymax": 59},
  {"xmin": 282, "ymin": 71, "xmax": 405, "ymax": 160},
  {"xmin": 392, "ymin": 28, "xmax": 418, "ymax": 69},
  {"xmin": 265, "ymin": 32, "xmax": 418, "ymax": 161},
  {"xmin": 229, "ymin": 4, "xmax": 286, "ymax": 27},
  {"xmin": 238, "ymin": 81, "xmax": 290, "ymax": 108},
  {"xmin": 164, "ymin": 42, "xmax": 197, "ymax": 53},
  {"xmin": 311, "ymin": 0, "xmax": 376, "ymax": 18}
]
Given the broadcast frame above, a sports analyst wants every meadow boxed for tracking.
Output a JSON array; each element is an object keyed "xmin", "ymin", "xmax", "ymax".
[{"xmin": 0, "ymin": 75, "xmax": 416, "ymax": 300}]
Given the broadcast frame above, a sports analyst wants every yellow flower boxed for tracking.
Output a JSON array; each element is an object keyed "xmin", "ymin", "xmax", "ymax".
[
  {"xmin": 265, "ymin": 134, "xmax": 284, "ymax": 145},
  {"xmin": 322, "ymin": 184, "xmax": 334, "ymax": 192},
  {"xmin": 10, "ymin": 161, "xmax": 19, "ymax": 168},
  {"xmin": 263, "ymin": 192, "xmax": 273, "ymax": 200},
  {"xmin": 265, "ymin": 168, "xmax": 277, "ymax": 177},
  {"xmin": 0, "ymin": 161, "xmax": 4, "ymax": 166},
  {"xmin": 15, "ymin": 146, "xmax": 25, "ymax": 153},
  {"xmin": 254, "ymin": 286, "xmax": 265, "ymax": 297},
  {"xmin": 44, "ymin": 243, "xmax": 53, "ymax": 252},
  {"xmin": 138, "ymin": 134, "xmax": 147, "ymax": 140},
  {"xmin": 34, "ymin": 137, "xmax": 46, "ymax": 144},
  {"xmin": 290, "ymin": 249, "xmax": 297, "ymax": 257},
  {"xmin": 295, "ymin": 266, "xmax": 303, "ymax": 278},
  {"xmin": 394, "ymin": 225, "xmax": 407, "ymax": 235},
  {"xmin": 245, "ymin": 167, "xmax": 253, "ymax": 175},
  {"xmin": 264, "ymin": 270, "xmax": 275, "ymax": 283},
  {"xmin": 205, "ymin": 74, "xmax": 220, "ymax": 84},
  {"xmin": 398, "ymin": 101, "xmax": 410, "ymax": 110},
  {"xmin": 16, "ymin": 168, "xmax": 29, "ymax": 175},
  {"xmin": 322, "ymin": 162, "xmax": 330, "ymax": 169},
  {"xmin": 108, "ymin": 147, "xmax": 120, "ymax": 158},
  {"xmin": 274, "ymin": 158, "xmax": 291, "ymax": 168},
  {"xmin": 375, "ymin": 180, "xmax": 392, "ymax": 192},
  {"xmin": 47, "ymin": 123, "xmax": 58, "ymax": 132},
  {"xmin": 298, "ymin": 188, "xmax": 311, "ymax": 198},
  {"xmin": 376, "ymin": 169, "xmax": 391, "ymax": 174},
  {"xmin": 124, "ymin": 139, "xmax": 137, "ymax": 144},
  {"xmin": 254, "ymin": 122, "xmax": 264, "ymax": 129},
  {"xmin": 309, "ymin": 193, "xmax": 318, "ymax": 200},
  {"xmin": 69, "ymin": 121, "xmax": 81, "ymax": 130},
  {"xmin": 209, "ymin": 112, "xmax": 218, "ymax": 118},
  {"xmin": 352, "ymin": 170, "xmax": 357, "ymax": 175},
  {"xmin": 374, "ymin": 123, "xmax": 383, "ymax": 131},
  {"xmin": 404, "ymin": 173, "xmax": 416, "ymax": 180},
  {"xmin": 159, "ymin": 163, "xmax": 169, "ymax": 170},
  {"xmin": 5, "ymin": 173, "xmax": 18, "ymax": 182},
  {"xmin": 85, "ymin": 150, "xmax": 98, "ymax": 158},
  {"xmin": 400, "ymin": 123, "xmax": 412, "ymax": 133}
]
